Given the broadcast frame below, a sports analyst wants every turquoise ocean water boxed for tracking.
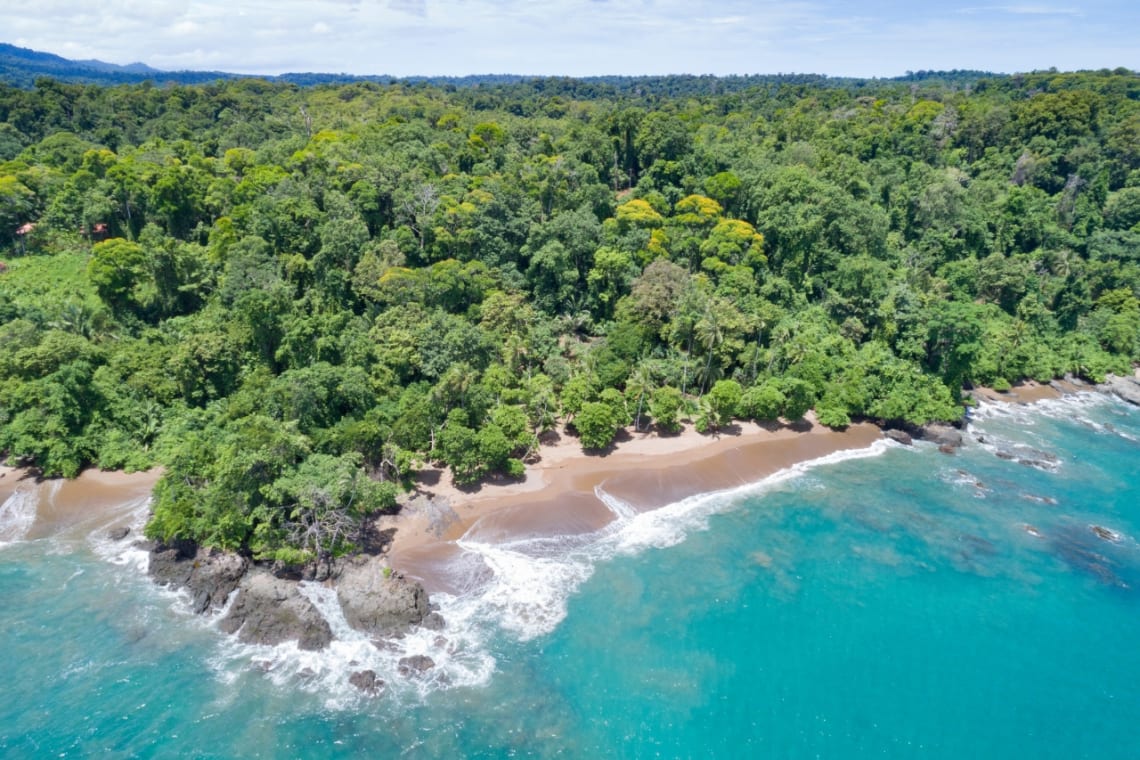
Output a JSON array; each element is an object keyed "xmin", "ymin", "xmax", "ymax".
[{"xmin": 2, "ymin": 393, "xmax": 1138, "ymax": 758}]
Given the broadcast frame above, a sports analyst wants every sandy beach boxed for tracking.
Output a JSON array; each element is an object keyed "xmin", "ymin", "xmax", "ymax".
[
  {"xmin": 0, "ymin": 467, "xmax": 162, "ymax": 544},
  {"xmin": 383, "ymin": 417, "xmax": 884, "ymax": 591}
]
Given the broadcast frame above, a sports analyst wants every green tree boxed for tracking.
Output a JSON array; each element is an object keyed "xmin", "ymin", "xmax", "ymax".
[
  {"xmin": 88, "ymin": 238, "xmax": 147, "ymax": 312},
  {"xmin": 574, "ymin": 400, "xmax": 622, "ymax": 450},
  {"xmin": 649, "ymin": 385, "xmax": 684, "ymax": 433}
]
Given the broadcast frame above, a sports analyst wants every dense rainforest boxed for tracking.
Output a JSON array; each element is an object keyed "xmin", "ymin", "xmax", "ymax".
[{"xmin": 1, "ymin": 69, "xmax": 1138, "ymax": 563}]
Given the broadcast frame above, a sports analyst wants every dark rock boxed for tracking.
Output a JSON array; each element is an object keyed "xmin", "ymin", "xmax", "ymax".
[
  {"xmin": 420, "ymin": 612, "xmax": 446, "ymax": 631},
  {"xmin": 218, "ymin": 572, "xmax": 333, "ymax": 651},
  {"xmin": 1091, "ymin": 525, "xmax": 1122, "ymax": 542},
  {"xmin": 270, "ymin": 561, "xmax": 305, "ymax": 581},
  {"xmin": 938, "ymin": 444, "xmax": 957, "ymax": 455},
  {"xmin": 107, "ymin": 526, "xmax": 131, "ymax": 541},
  {"xmin": 148, "ymin": 541, "xmax": 249, "ymax": 615},
  {"xmin": 993, "ymin": 446, "xmax": 1058, "ymax": 470},
  {"xmin": 349, "ymin": 669, "xmax": 384, "ymax": 696},
  {"xmin": 336, "ymin": 557, "xmax": 430, "ymax": 637},
  {"xmin": 397, "ymin": 654, "xmax": 435, "ymax": 678},
  {"xmin": 884, "ymin": 429, "xmax": 913, "ymax": 446},
  {"xmin": 919, "ymin": 424, "xmax": 964, "ymax": 448},
  {"xmin": 1100, "ymin": 374, "xmax": 1140, "ymax": 406}
]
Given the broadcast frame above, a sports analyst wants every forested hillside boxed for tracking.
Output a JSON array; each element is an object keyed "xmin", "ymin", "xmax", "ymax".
[{"xmin": 1, "ymin": 70, "xmax": 1138, "ymax": 562}]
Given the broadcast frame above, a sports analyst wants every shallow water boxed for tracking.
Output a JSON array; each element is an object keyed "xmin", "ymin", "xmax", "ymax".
[{"xmin": 1, "ymin": 394, "xmax": 1138, "ymax": 758}]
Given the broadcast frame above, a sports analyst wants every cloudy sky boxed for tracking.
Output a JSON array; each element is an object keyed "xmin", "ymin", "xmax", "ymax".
[{"xmin": 5, "ymin": 1, "xmax": 1139, "ymax": 77}]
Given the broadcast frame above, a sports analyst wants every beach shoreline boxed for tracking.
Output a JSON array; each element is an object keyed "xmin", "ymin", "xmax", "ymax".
[
  {"xmin": 382, "ymin": 415, "xmax": 886, "ymax": 589},
  {"xmin": 0, "ymin": 466, "xmax": 162, "ymax": 544},
  {"xmin": 0, "ymin": 376, "xmax": 1091, "ymax": 583},
  {"xmin": 384, "ymin": 377, "xmax": 1108, "ymax": 589}
]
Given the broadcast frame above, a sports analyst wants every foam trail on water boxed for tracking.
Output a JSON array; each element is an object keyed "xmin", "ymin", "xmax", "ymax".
[
  {"xmin": 0, "ymin": 486, "xmax": 38, "ymax": 547},
  {"xmin": 602, "ymin": 439, "xmax": 897, "ymax": 556},
  {"xmin": 594, "ymin": 484, "xmax": 638, "ymax": 520},
  {"xmin": 453, "ymin": 538, "xmax": 595, "ymax": 640},
  {"xmin": 86, "ymin": 495, "xmax": 155, "ymax": 572}
]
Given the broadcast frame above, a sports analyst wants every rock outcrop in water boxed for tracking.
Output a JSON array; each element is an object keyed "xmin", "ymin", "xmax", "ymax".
[
  {"xmin": 148, "ymin": 540, "xmax": 249, "ymax": 614},
  {"xmin": 336, "ymin": 556, "xmax": 432, "ymax": 637},
  {"xmin": 349, "ymin": 669, "xmax": 384, "ymax": 696},
  {"xmin": 145, "ymin": 541, "xmax": 436, "ymax": 651},
  {"xmin": 218, "ymin": 570, "xmax": 333, "ymax": 650},
  {"xmin": 883, "ymin": 429, "xmax": 913, "ymax": 446},
  {"xmin": 915, "ymin": 423, "xmax": 964, "ymax": 449},
  {"xmin": 1099, "ymin": 374, "xmax": 1140, "ymax": 406}
]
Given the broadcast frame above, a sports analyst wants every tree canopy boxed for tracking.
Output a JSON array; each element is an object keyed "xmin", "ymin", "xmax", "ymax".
[{"xmin": 2, "ymin": 68, "xmax": 1138, "ymax": 558}]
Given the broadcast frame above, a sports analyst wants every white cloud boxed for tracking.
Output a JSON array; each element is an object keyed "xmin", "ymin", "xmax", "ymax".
[
  {"xmin": 3, "ymin": 0, "xmax": 1137, "ymax": 77},
  {"xmin": 958, "ymin": 4, "xmax": 1083, "ymax": 16}
]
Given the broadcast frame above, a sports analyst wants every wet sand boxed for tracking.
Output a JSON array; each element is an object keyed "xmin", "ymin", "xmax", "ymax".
[
  {"xmin": 1, "ymin": 468, "xmax": 162, "ymax": 542},
  {"xmin": 0, "ymin": 465, "xmax": 27, "ymax": 504},
  {"xmin": 386, "ymin": 419, "xmax": 883, "ymax": 591}
]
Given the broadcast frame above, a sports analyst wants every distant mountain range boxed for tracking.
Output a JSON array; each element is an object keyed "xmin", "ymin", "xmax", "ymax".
[
  {"xmin": 0, "ymin": 41, "xmax": 999, "ymax": 91},
  {"xmin": 0, "ymin": 43, "xmax": 244, "ymax": 87}
]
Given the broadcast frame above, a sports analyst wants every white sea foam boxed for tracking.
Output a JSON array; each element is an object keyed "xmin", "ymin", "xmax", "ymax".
[
  {"xmin": 86, "ymin": 495, "xmax": 153, "ymax": 572},
  {"xmin": 594, "ymin": 484, "xmax": 638, "ymax": 519},
  {"xmin": 970, "ymin": 392, "xmax": 1129, "ymax": 439},
  {"xmin": 453, "ymin": 538, "xmax": 595, "ymax": 640},
  {"xmin": 425, "ymin": 439, "xmax": 898, "ymax": 690},
  {"xmin": 202, "ymin": 579, "xmax": 497, "ymax": 710},
  {"xmin": 0, "ymin": 485, "xmax": 38, "ymax": 547},
  {"xmin": 969, "ymin": 392, "xmax": 1140, "ymax": 469},
  {"xmin": 187, "ymin": 439, "xmax": 899, "ymax": 708}
]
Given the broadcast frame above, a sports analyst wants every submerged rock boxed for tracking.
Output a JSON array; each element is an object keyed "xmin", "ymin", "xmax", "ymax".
[
  {"xmin": 992, "ymin": 446, "xmax": 1059, "ymax": 471},
  {"xmin": 148, "ymin": 541, "xmax": 249, "ymax": 615},
  {"xmin": 348, "ymin": 669, "xmax": 384, "ymax": 696},
  {"xmin": 336, "ymin": 556, "xmax": 431, "ymax": 638},
  {"xmin": 420, "ymin": 611, "xmax": 446, "ymax": 631},
  {"xmin": 1091, "ymin": 525, "xmax": 1122, "ymax": 543},
  {"xmin": 107, "ymin": 526, "xmax": 131, "ymax": 541},
  {"xmin": 218, "ymin": 571, "xmax": 333, "ymax": 651},
  {"xmin": 918, "ymin": 424, "xmax": 964, "ymax": 449},
  {"xmin": 1051, "ymin": 526, "xmax": 1131, "ymax": 590},
  {"xmin": 398, "ymin": 654, "xmax": 435, "ymax": 678}
]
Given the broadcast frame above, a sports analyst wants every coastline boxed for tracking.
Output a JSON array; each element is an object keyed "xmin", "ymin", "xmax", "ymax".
[
  {"xmin": 386, "ymin": 377, "xmax": 1119, "ymax": 591},
  {"xmin": 968, "ymin": 379, "xmax": 1075, "ymax": 405},
  {"xmin": 0, "ymin": 467, "xmax": 162, "ymax": 544},
  {"xmin": 383, "ymin": 416, "xmax": 884, "ymax": 591},
  {"xmin": 0, "ymin": 374, "xmax": 1102, "ymax": 574}
]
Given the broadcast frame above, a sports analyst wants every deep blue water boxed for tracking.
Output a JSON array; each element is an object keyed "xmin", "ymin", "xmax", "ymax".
[{"xmin": 2, "ymin": 393, "xmax": 1138, "ymax": 758}]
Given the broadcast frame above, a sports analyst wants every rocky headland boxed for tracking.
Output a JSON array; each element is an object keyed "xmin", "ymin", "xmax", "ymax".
[
  {"xmin": 143, "ymin": 538, "xmax": 437, "ymax": 654},
  {"xmin": 1100, "ymin": 373, "xmax": 1140, "ymax": 407}
]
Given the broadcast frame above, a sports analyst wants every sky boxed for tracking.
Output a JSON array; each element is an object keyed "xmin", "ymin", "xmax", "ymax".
[{"xmin": 3, "ymin": 1, "xmax": 1139, "ymax": 78}]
